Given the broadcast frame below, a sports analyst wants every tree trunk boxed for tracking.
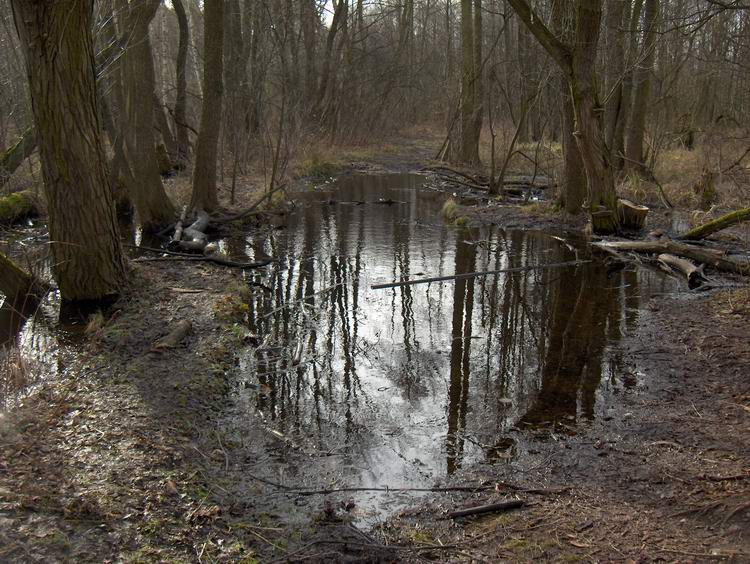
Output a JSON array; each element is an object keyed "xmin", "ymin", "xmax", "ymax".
[
  {"xmin": 625, "ymin": 0, "xmax": 659, "ymax": 172},
  {"xmin": 603, "ymin": 0, "xmax": 627, "ymax": 160},
  {"xmin": 459, "ymin": 0, "xmax": 479, "ymax": 164},
  {"xmin": 552, "ymin": 0, "xmax": 586, "ymax": 214},
  {"xmin": 120, "ymin": 0, "xmax": 176, "ymax": 229},
  {"xmin": 173, "ymin": 0, "xmax": 191, "ymax": 165},
  {"xmin": 11, "ymin": 0, "xmax": 126, "ymax": 301},
  {"xmin": 191, "ymin": 0, "xmax": 224, "ymax": 212}
]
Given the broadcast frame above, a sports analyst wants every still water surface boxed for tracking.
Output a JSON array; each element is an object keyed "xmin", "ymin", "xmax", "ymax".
[{"xmin": 225, "ymin": 173, "xmax": 678, "ymax": 520}]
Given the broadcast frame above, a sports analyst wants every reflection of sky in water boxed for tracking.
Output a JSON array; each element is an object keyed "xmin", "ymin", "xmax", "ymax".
[{"xmin": 226, "ymin": 174, "xmax": 679, "ymax": 521}]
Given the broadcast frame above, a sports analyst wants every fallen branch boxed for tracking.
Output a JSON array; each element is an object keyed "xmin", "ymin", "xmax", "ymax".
[
  {"xmin": 134, "ymin": 255, "xmax": 272, "ymax": 269},
  {"xmin": 657, "ymin": 253, "xmax": 707, "ymax": 288},
  {"xmin": 172, "ymin": 205, "xmax": 188, "ymax": 243},
  {"xmin": 446, "ymin": 499, "xmax": 524, "ymax": 519},
  {"xmin": 681, "ymin": 207, "xmax": 750, "ymax": 241},
  {"xmin": 371, "ymin": 260, "xmax": 590, "ymax": 290},
  {"xmin": 593, "ymin": 240, "xmax": 750, "ymax": 276}
]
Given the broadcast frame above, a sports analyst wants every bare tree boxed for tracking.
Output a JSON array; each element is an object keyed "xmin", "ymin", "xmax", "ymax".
[{"xmin": 11, "ymin": 0, "xmax": 126, "ymax": 300}]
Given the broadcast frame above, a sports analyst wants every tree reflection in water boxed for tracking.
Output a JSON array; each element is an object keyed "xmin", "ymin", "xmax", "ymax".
[{"xmin": 232, "ymin": 174, "xmax": 677, "ymax": 489}]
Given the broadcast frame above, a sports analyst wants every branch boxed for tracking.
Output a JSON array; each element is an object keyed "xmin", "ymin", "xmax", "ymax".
[{"xmin": 506, "ymin": 0, "xmax": 573, "ymax": 74}]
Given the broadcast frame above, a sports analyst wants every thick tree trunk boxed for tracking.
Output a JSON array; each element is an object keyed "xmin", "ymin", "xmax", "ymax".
[
  {"xmin": 552, "ymin": 0, "xmax": 586, "ymax": 214},
  {"xmin": 571, "ymin": 1, "xmax": 619, "ymax": 231},
  {"xmin": 459, "ymin": 0, "xmax": 479, "ymax": 164},
  {"xmin": 0, "ymin": 127, "xmax": 37, "ymax": 187},
  {"xmin": 173, "ymin": 0, "xmax": 191, "ymax": 164},
  {"xmin": 11, "ymin": 0, "xmax": 126, "ymax": 300},
  {"xmin": 603, "ymin": 0, "xmax": 627, "ymax": 160},
  {"xmin": 120, "ymin": 0, "xmax": 176, "ymax": 229},
  {"xmin": 625, "ymin": 0, "xmax": 659, "ymax": 172},
  {"xmin": 191, "ymin": 0, "xmax": 224, "ymax": 212}
]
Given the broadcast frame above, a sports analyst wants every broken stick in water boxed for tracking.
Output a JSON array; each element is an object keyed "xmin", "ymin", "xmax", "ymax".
[{"xmin": 370, "ymin": 260, "xmax": 590, "ymax": 290}]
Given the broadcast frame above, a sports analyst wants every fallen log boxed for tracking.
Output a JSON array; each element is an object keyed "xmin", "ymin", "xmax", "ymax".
[
  {"xmin": 0, "ymin": 190, "xmax": 39, "ymax": 224},
  {"xmin": 447, "ymin": 499, "xmax": 524, "ymax": 519},
  {"xmin": 681, "ymin": 207, "xmax": 750, "ymax": 240},
  {"xmin": 657, "ymin": 253, "xmax": 706, "ymax": 288},
  {"xmin": 594, "ymin": 240, "xmax": 750, "ymax": 276},
  {"xmin": 151, "ymin": 319, "xmax": 192, "ymax": 351},
  {"xmin": 183, "ymin": 209, "xmax": 209, "ymax": 243},
  {"xmin": 0, "ymin": 128, "xmax": 37, "ymax": 187},
  {"xmin": 0, "ymin": 251, "xmax": 45, "ymax": 301}
]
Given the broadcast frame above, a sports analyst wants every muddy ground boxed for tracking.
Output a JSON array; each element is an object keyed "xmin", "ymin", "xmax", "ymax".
[{"xmin": 1, "ymin": 143, "xmax": 749, "ymax": 562}]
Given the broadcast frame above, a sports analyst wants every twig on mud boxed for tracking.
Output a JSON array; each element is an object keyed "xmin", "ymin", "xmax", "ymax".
[
  {"xmin": 215, "ymin": 431, "xmax": 230, "ymax": 472},
  {"xmin": 445, "ymin": 499, "xmax": 525, "ymax": 519},
  {"xmin": 268, "ymin": 540, "xmax": 462, "ymax": 564}
]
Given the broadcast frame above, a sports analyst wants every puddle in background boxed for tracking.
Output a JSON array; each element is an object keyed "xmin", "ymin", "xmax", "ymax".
[{"xmin": 223, "ymin": 173, "xmax": 680, "ymax": 524}]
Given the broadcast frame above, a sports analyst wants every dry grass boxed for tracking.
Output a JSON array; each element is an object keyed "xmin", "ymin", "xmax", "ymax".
[{"xmin": 0, "ymin": 345, "xmax": 39, "ymax": 411}]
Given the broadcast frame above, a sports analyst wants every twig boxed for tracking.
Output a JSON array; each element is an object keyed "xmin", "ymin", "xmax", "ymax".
[
  {"xmin": 446, "ymin": 499, "xmax": 524, "ymax": 519},
  {"xmin": 371, "ymin": 260, "xmax": 590, "ymax": 290}
]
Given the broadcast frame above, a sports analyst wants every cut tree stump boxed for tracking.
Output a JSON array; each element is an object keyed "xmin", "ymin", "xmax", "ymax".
[
  {"xmin": 617, "ymin": 199, "xmax": 649, "ymax": 230},
  {"xmin": 681, "ymin": 207, "xmax": 750, "ymax": 241},
  {"xmin": 591, "ymin": 207, "xmax": 619, "ymax": 235}
]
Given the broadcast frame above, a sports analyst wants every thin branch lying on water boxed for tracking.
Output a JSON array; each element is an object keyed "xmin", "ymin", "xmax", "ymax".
[
  {"xmin": 240, "ymin": 470, "xmax": 567, "ymax": 496},
  {"xmin": 371, "ymin": 260, "xmax": 591, "ymax": 290}
]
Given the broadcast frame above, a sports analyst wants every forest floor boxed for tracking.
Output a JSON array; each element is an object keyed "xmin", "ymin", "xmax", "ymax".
[{"xmin": 0, "ymin": 134, "xmax": 749, "ymax": 562}]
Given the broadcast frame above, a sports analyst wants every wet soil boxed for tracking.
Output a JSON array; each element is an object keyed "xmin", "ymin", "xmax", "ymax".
[{"xmin": 0, "ymin": 150, "xmax": 749, "ymax": 562}]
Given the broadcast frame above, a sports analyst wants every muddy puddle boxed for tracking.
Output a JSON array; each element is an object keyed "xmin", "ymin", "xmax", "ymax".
[{"xmin": 221, "ymin": 173, "xmax": 681, "ymax": 525}]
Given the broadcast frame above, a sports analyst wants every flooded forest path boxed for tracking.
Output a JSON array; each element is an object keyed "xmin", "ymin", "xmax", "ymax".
[{"xmin": 1, "ymin": 157, "xmax": 748, "ymax": 561}]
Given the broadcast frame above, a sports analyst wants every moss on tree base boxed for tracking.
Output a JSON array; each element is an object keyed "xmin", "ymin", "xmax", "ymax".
[{"xmin": 0, "ymin": 190, "xmax": 39, "ymax": 224}]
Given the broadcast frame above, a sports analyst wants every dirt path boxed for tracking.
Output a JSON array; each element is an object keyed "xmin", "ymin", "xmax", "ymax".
[{"xmin": 1, "ymin": 144, "xmax": 749, "ymax": 562}]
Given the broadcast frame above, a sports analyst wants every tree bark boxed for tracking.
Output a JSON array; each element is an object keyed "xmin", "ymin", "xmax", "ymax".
[
  {"xmin": 191, "ymin": 0, "xmax": 224, "ymax": 212},
  {"xmin": 119, "ymin": 0, "xmax": 176, "ymax": 229},
  {"xmin": 552, "ymin": 0, "xmax": 586, "ymax": 214},
  {"xmin": 11, "ymin": 0, "xmax": 126, "ymax": 300},
  {"xmin": 507, "ymin": 0, "xmax": 619, "ymax": 231},
  {"xmin": 625, "ymin": 0, "xmax": 659, "ymax": 172},
  {"xmin": 459, "ymin": 0, "xmax": 479, "ymax": 164},
  {"xmin": 173, "ymin": 0, "xmax": 191, "ymax": 164}
]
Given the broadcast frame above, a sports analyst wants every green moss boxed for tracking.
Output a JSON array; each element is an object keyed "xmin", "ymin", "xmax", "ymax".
[
  {"xmin": 0, "ymin": 190, "xmax": 37, "ymax": 223},
  {"xmin": 299, "ymin": 154, "xmax": 341, "ymax": 178}
]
